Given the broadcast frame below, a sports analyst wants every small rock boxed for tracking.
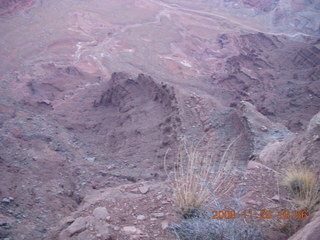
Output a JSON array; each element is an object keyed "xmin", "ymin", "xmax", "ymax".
[
  {"xmin": 86, "ymin": 157, "xmax": 96, "ymax": 163},
  {"xmin": 76, "ymin": 229, "xmax": 96, "ymax": 240},
  {"xmin": 247, "ymin": 161, "xmax": 263, "ymax": 170},
  {"xmin": 39, "ymin": 228, "xmax": 47, "ymax": 233},
  {"xmin": 123, "ymin": 226, "xmax": 140, "ymax": 234},
  {"xmin": 0, "ymin": 221, "xmax": 7, "ymax": 226},
  {"xmin": 151, "ymin": 213, "xmax": 165, "ymax": 218},
  {"xmin": 313, "ymin": 135, "xmax": 320, "ymax": 141},
  {"xmin": 107, "ymin": 165, "xmax": 115, "ymax": 170},
  {"xmin": 138, "ymin": 186, "xmax": 149, "ymax": 194},
  {"xmin": 130, "ymin": 188, "xmax": 139, "ymax": 193},
  {"xmin": 161, "ymin": 220, "xmax": 169, "ymax": 230},
  {"xmin": 4, "ymin": 224, "xmax": 10, "ymax": 229},
  {"xmin": 8, "ymin": 197, "xmax": 14, "ymax": 202},
  {"xmin": 99, "ymin": 171, "xmax": 107, "ymax": 177},
  {"xmin": 42, "ymin": 99, "xmax": 51, "ymax": 105},
  {"xmin": 150, "ymin": 172, "xmax": 158, "ymax": 178},
  {"xmin": 80, "ymin": 182, "xmax": 86, "ymax": 186},
  {"xmin": 246, "ymin": 200, "xmax": 262, "ymax": 206},
  {"xmin": 128, "ymin": 164, "xmax": 136, "ymax": 169},
  {"xmin": 94, "ymin": 221, "xmax": 112, "ymax": 239},
  {"xmin": 137, "ymin": 215, "xmax": 146, "ymax": 221},
  {"xmin": 93, "ymin": 207, "xmax": 109, "ymax": 220},
  {"xmin": 1, "ymin": 198, "xmax": 10, "ymax": 204},
  {"xmin": 271, "ymin": 195, "xmax": 280, "ymax": 202},
  {"xmin": 260, "ymin": 126, "xmax": 268, "ymax": 132},
  {"xmin": 63, "ymin": 217, "xmax": 75, "ymax": 224},
  {"xmin": 66, "ymin": 217, "xmax": 87, "ymax": 237}
]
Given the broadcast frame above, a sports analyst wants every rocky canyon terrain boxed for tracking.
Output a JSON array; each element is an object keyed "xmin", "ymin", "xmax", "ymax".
[{"xmin": 0, "ymin": 0, "xmax": 319, "ymax": 239}]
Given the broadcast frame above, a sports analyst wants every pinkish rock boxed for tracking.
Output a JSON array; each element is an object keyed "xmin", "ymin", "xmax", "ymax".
[
  {"xmin": 271, "ymin": 195, "xmax": 280, "ymax": 202},
  {"xmin": 123, "ymin": 226, "xmax": 142, "ymax": 235},
  {"xmin": 288, "ymin": 211, "xmax": 320, "ymax": 240},
  {"xmin": 94, "ymin": 220, "xmax": 112, "ymax": 239},
  {"xmin": 75, "ymin": 230, "xmax": 96, "ymax": 240},
  {"xmin": 240, "ymin": 101, "xmax": 292, "ymax": 156},
  {"xmin": 161, "ymin": 220, "xmax": 169, "ymax": 230},
  {"xmin": 307, "ymin": 111, "xmax": 320, "ymax": 134},
  {"xmin": 138, "ymin": 186, "xmax": 149, "ymax": 194},
  {"xmin": 93, "ymin": 207, "xmax": 109, "ymax": 220},
  {"xmin": 65, "ymin": 217, "xmax": 87, "ymax": 237},
  {"xmin": 137, "ymin": 215, "xmax": 146, "ymax": 221},
  {"xmin": 151, "ymin": 212, "xmax": 165, "ymax": 218},
  {"xmin": 247, "ymin": 161, "xmax": 263, "ymax": 170},
  {"xmin": 246, "ymin": 200, "xmax": 262, "ymax": 206}
]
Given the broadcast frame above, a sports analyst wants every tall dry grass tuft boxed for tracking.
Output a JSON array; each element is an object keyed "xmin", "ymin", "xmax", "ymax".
[
  {"xmin": 282, "ymin": 165, "xmax": 319, "ymax": 212},
  {"xmin": 173, "ymin": 148, "xmax": 212, "ymax": 217},
  {"xmin": 167, "ymin": 136, "xmax": 240, "ymax": 218},
  {"xmin": 166, "ymin": 136, "xmax": 264, "ymax": 240}
]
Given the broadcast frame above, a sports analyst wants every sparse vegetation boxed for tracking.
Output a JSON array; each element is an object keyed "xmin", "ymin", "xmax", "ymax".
[
  {"xmin": 168, "ymin": 142, "xmax": 234, "ymax": 218},
  {"xmin": 275, "ymin": 165, "xmax": 320, "ymax": 236},
  {"xmin": 168, "ymin": 137, "xmax": 237, "ymax": 218},
  {"xmin": 282, "ymin": 165, "xmax": 319, "ymax": 212},
  {"xmin": 168, "ymin": 211, "xmax": 264, "ymax": 240},
  {"xmin": 171, "ymin": 147, "xmax": 213, "ymax": 218},
  {"xmin": 167, "ymin": 137, "xmax": 263, "ymax": 239}
]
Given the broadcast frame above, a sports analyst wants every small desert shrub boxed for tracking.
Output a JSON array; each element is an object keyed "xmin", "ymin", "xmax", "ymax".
[
  {"xmin": 168, "ymin": 211, "xmax": 264, "ymax": 240},
  {"xmin": 282, "ymin": 166, "xmax": 319, "ymax": 212},
  {"xmin": 272, "ymin": 166, "xmax": 320, "ymax": 237}
]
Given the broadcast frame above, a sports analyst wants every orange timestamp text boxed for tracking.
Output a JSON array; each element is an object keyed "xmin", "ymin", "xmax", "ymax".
[{"xmin": 212, "ymin": 210, "xmax": 309, "ymax": 220}]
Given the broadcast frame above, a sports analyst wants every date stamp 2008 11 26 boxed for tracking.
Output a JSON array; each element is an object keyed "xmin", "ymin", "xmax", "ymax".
[{"xmin": 212, "ymin": 210, "xmax": 309, "ymax": 220}]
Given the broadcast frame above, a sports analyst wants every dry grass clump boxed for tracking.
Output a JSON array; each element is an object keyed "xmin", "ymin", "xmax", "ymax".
[
  {"xmin": 272, "ymin": 165, "xmax": 320, "ymax": 237},
  {"xmin": 282, "ymin": 165, "xmax": 319, "ymax": 212},
  {"xmin": 166, "ymin": 136, "xmax": 264, "ymax": 240},
  {"xmin": 170, "ymin": 145, "xmax": 233, "ymax": 218},
  {"xmin": 172, "ymin": 148, "xmax": 213, "ymax": 218},
  {"xmin": 168, "ymin": 137, "xmax": 239, "ymax": 218}
]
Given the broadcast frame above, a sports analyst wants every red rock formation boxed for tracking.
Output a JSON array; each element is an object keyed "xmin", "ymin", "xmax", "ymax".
[{"xmin": 0, "ymin": 0, "xmax": 319, "ymax": 239}]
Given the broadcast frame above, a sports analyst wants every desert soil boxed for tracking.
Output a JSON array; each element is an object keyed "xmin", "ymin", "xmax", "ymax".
[{"xmin": 0, "ymin": 0, "xmax": 319, "ymax": 239}]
